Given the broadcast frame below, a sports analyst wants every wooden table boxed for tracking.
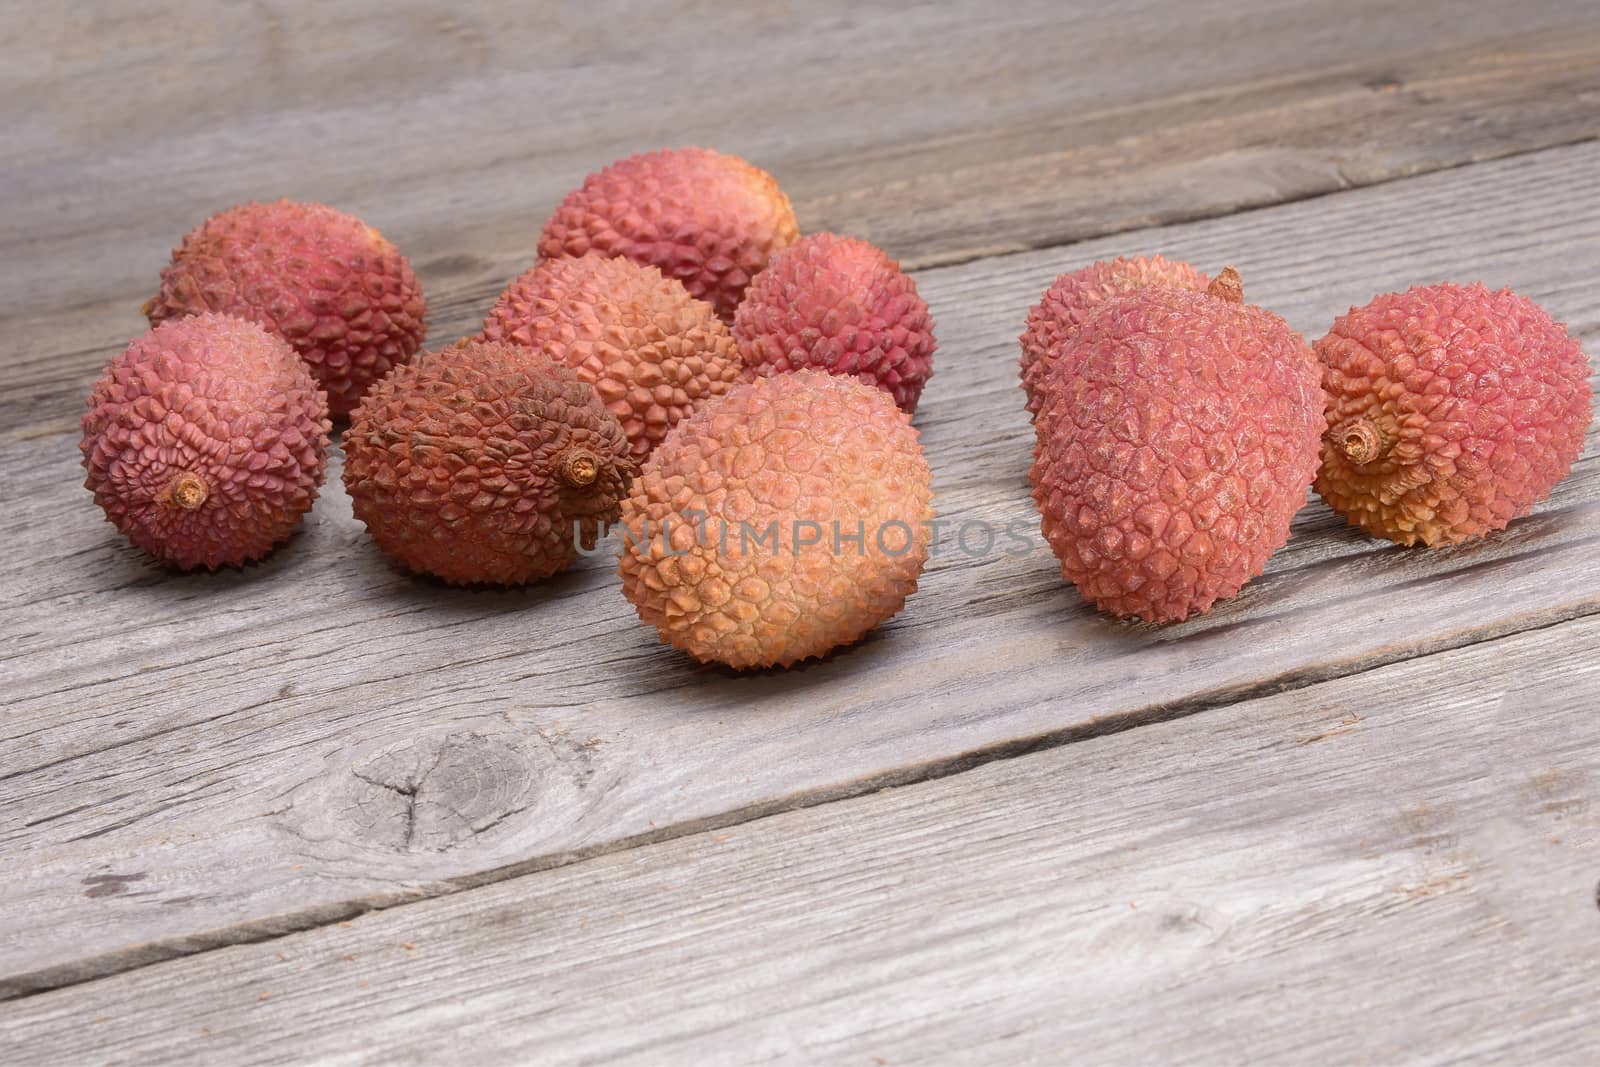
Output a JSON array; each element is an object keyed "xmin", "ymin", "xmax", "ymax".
[{"xmin": 4, "ymin": 2, "xmax": 1598, "ymax": 1062}]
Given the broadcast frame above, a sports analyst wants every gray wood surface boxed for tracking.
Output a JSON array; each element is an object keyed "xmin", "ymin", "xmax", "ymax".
[
  {"xmin": 5, "ymin": 3, "xmax": 1600, "ymax": 1057},
  {"xmin": 4, "ymin": 141, "xmax": 1597, "ymax": 1000},
  {"xmin": 5, "ymin": 0, "xmax": 1600, "ymax": 440},
  {"xmin": 6, "ymin": 615, "xmax": 1596, "ymax": 1065}
]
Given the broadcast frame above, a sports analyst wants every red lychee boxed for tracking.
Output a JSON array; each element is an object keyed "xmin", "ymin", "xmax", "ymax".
[
  {"xmin": 1030, "ymin": 270, "xmax": 1324, "ymax": 622},
  {"xmin": 342, "ymin": 340, "xmax": 635, "ymax": 586},
  {"xmin": 733, "ymin": 233, "xmax": 936, "ymax": 413},
  {"xmin": 144, "ymin": 200, "xmax": 427, "ymax": 417},
  {"xmin": 537, "ymin": 148, "xmax": 799, "ymax": 322},
  {"xmin": 618, "ymin": 370, "xmax": 934, "ymax": 669},
  {"xmin": 1020, "ymin": 255, "xmax": 1209, "ymax": 416},
  {"xmin": 1315, "ymin": 283, "xmax": 1592, "ymax": 546},
  {"xmin": 481, "ymin": 253, "xmax": 743, "ymax": 460},
  {"xmin": 81, "ymin": 313, "xmax": 331, "ymax": 570}
]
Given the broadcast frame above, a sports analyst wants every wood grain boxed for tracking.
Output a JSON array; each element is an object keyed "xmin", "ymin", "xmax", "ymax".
[
  {"xmin": 2, "ymin": 143, "xmax": 1596, "ymax": 998},
  {"xmin": 4, "ymin": 1, "xmax": 1599, "ymax": 438},
  {"xmin": 5, "ymin": 615, "xmax": 1596, "ymax": 1064}
]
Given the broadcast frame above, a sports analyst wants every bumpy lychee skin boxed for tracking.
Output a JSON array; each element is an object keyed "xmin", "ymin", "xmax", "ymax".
[
  {"xmin": 733, "ymin": 233, "xmax": 936, "ymax": 412},
  {"xmin": 81, "ymin": 313, "xmax": 331, "ymax": 570},
  {"xmin": 619, "ymin": 370, "xmax": 934, "ymax": 669},
  {"xmin": 481, "ymin": 253, "xmax": 743, "ymax": 459},
  {"xmin": 1315, "ymin": 283, "xmax": 1591, "ymax": 546},
  {"xmin": 1030, "ymin": 270, "xmax": 1324, "ymax": 623},
  {"xmin": 343, "ymin": 341, "xmax": 634, "ymax": 586},
  {"xmin": 537, "ymin": 148, "xmax": 799, "ymax": 322},
  {"xmin": 144, "ymin": 200, "xmax": 427, "ymax": 418},
  {"xmin": 1020, "ymin": 255, "xmax": 1209, "ymax": 417}
]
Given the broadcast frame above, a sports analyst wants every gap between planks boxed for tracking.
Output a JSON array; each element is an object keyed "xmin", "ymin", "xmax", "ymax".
[{"xmin": 898, "ymin": 134, "xmax": 1600, "ymax": 276}]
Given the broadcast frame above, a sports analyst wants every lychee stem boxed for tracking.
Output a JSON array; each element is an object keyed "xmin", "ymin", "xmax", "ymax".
[
  {"xmin": 166, "ymin": 472, "xmax": 210, "ymax": 510},
  {"xmin": 1330, "ymin": 417, "xmax": 1389, "ymax": 466},
  {"xmin": 1206, "ymin": 267, "xmax": 1244, "ymax": 304},
  {"xmin": 556, "ymin": 448, "xmax": 601, "ymax": 489}
]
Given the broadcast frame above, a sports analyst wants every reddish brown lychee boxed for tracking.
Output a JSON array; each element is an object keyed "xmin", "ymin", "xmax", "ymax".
[
  {"xmin": 342, "ymin": 340, "xmax": 633, "ymax": 586},
  {"xmin": 537, "ymin": 148, "xmax": 799, "ymax": 321},
  {"xmin": 733, "ymin": 233, "xmax": 936, "ymax": 412},
  {"xmin": 1020, "ymin": 255, "xmax": 1210, "ymax": 417},
  {"xmin": 1030, "ymin": 269, "xmax": 1324, "ymax": 622},
  {"xmin": 480, "ymin": 253, "xmax": 743, "ymax": 460},
  {"xmin": 144, "ymin": 200, "xmax": 427, "ymax": 417},
  {"xmin": 1315, "ymin": 283, "xmax": 1591, "ymax": 546},
  {"xmin": 81, "ymin": 313, "xmax": 331, "ymax": 570},
  {"xmin": 618, "ymin": 370, "xmax": 934, "ymax": 669}
]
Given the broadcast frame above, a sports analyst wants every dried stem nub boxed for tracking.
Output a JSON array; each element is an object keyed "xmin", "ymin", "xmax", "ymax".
[
  {"xmin": 166, "ymin": 472, "xmax": 209, "ymax": 510},
  {"xmin": 1206, "ymin": 266, "xmax": 1244, "ymax": 305},
  {"xmin": 1331, "ymin": 417, "xmax": 1389, "ymax": 466},
  {"xmin": 556, "ymin": 448, "xmax": 601, "ymax": 489}
]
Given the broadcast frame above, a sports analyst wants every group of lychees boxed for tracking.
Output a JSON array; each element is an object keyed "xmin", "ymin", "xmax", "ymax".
[
  {"xmin": 80, "ymin": 147, "xmax": 1592, "ymax": 669},
  {"xmin": 1022, "ymin": 256, "xmax": 1591, "ymax": 622},
  {"xmin": 81, "ymin": 148, "xmax": 935, "ymax": 670}
]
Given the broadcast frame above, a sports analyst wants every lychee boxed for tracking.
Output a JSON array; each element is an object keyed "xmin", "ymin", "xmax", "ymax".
[
  {"xmin": 618, "ymin": 370, "xmax": 934, "ymax": 669},
  {"xmin": 1020, "ymin": 255, "xmax": 1210, "ymax": 416},
  {"xmin": 1030, "ymin": 269, "xmax": 1325, "ymax": 622},
  {"xmin": 1315, "ymin": 283, "xmax": 1592, "ymax": 546},
  {"xmin": 144, "ymin": 200, "xmax": 427, "ymax": 417},
  {"xmin": 537, "ymin": 148, "xmax": 799, "ymax": 321},
  {"xmin": 81, "ymin": 313, "xmax": 331, "ymax": 570},
  {"xmin": 733, "ymin": 233, "xmax": 936, "ymax": 412},
  {"xmin": 480, "ymin": 253, "xmax": 743, "ymax": 460},
  {"xmin": 342, "ymin": 340, "xmax": 634, "ymax": 585}
]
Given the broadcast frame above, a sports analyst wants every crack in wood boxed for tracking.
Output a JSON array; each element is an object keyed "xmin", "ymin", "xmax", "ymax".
[{"xmin": 281, "ymin": 728, "xmax": 582, "ymax": 858}]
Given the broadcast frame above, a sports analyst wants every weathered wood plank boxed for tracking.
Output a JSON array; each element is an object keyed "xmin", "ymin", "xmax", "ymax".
[
  {"xmin": 1, "ymin": 143, "xmax": 1596, "ymax": 998},
  {"xmin": 5, "ymin": 615, "xmax": 1596, "ymax": 1065},
  {"xmin": 4, "ymin": 1, "xmax": 1599, "ymax": 437}
]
